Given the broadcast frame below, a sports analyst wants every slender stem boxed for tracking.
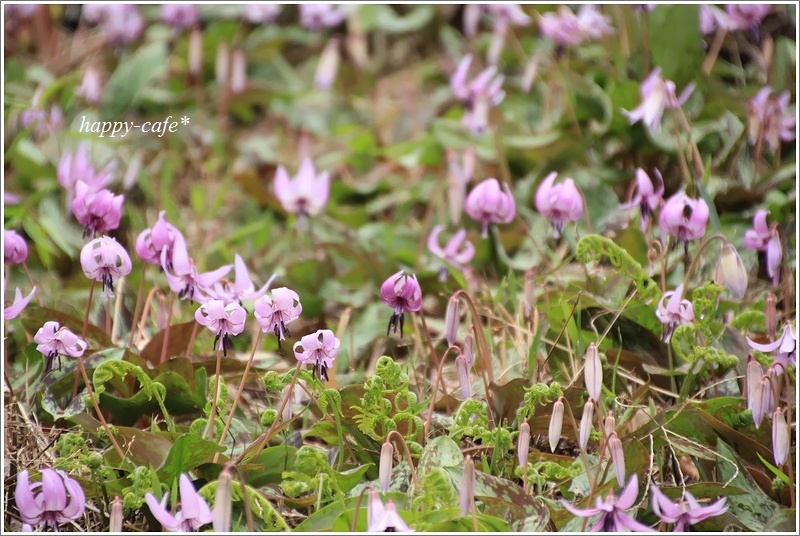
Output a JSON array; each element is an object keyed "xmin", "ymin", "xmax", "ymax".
[
  {"xmin": 423, "ymin": 345, "xmax": 461, "ymax": 440},
  {"xmin": 207, "ymin": 348, "xmax": 224, "ymax": 441},
  {"xmin": 127, "ymin": 265, "xmax": 148, "ymax": 350},
  {"xmin": 135, "ymin": 286, "xmax": 162, "ymax": 347},
  {"xmin": 22, "ymin": 262, "xmax": 44, "ymax": 306},
  {"xmin": 76, "ymin": 354, "xmax": 126, "ymax": 462},
  {"xmin": 184, "ymin": 322, "xmax": 200, "ymax": 360},
  {"xmin": 680, "ymin": 233, "xmax": 728, "ymax": 291},
  {"xmin": 702, "ymin": 28, "xmax": 727, "ymax": 76},
  {"xmin": 216, "ymin": 332, "xmax": 263, "ymax": 460},
  {"xmin": 159, "ymin": 293, "xmax": 176, "ymax": 364},
  {"xmin": 105, "ymin": 294, "xmax": 112, "ymax": 336},
  {"xmin": 81, "ymin": 280, "xmax": 96, "ymax": 339},
  {"xmin": 416, "ymin": 310, "xmax": 451, "ymax": 413},
  {"xmin": 350, "ymin": 486, "xmax": 373, "ymax": 532},
  {"xmin": 385, "ymin": 430, "xmax": 421, "ymax": 489}
]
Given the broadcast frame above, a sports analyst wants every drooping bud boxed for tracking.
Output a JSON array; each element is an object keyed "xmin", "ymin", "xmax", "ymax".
[
  {"xmin": 579, "ymin": 398, "xmax": 594, "ymax": 450},
  {"xmin": 213, "ymin": 465, "xmax": 233, "ymax": 532},
  {"xmin": 189, "ymin": 28, "xmax": 203, "ymax": 76},
  {"xmin": 517, "ymin": 419, "xmax": 530, "ymax": 468},
  {"xmin": 713, "ymin": 241, "xmax": 748, "ymax": 299},
  {"xmin": 315, "ymin": 37, "xmax": 341, "ymax": 91},
  {"xmin": 603, "ymin": 410, "xmax": 615, "ymax": 439},
  {"xmin": 746, "ymin": 355, "xmax": 764, "ymax": 410},
  {"xmin": 752, "ymin": 376, "xmax": 774, "ymax": 429},
  {"xmin": 215, "ymin": 42, "xmax": 230, "ymax": 87},
  {"xmin": 455, "ymin": 354, "xmax": 471, "ymax": 399},
  {"xmin": 609, "ymin": 432, "xmax": 625, "ymax": 486},
  {"xmin": 445, "ymin": 295, "xmax": 460, "ymax": 346},
  {"xmin": 549, "ymin": 397, "xmax": 564, "ymax": 453},
  {"xmin": 584, "ymin": 343, "xmax": 602, "ymax": 402},
  {"xmin": 379, "ymin": 440, "xmax": 394, "ymax": 493},
  {"xmin": 766, "ymin": 292, "xmax": 777, "ymax": 339},
  {"xmin": 230, "ymin": 49, "xmax": 247, "ymax": 94},
  {"xmin": 772, "ymin": 407, "xmax": 789, "ymax": 466},
  {"xmin": 460, "ymin": 456, "xmax": 475, "ymax": 517},
  {"xmin": 110, "ymin": 496, "xmax": 123, "ymax": 532}
]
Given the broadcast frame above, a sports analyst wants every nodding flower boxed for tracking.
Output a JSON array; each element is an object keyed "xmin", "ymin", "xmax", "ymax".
[
  {"xmin": 33, "ymin": 321, "xmax": 87, "ymax": 374},
  {"xmin": 651, "ymin": 485, "xmax": 727, "ymax": 532},
  {"xmin": 254, "ymin": 287, "xmax": 303, "ymax": 347},
  {"xmin": 562, "ymin": 475, "xmax": 654, "ymax": 532},
  {"xmin": 243, "ymin": 4, "xmax": 281, "ymax": 24},
  {"xmin": 82, "ymin": 4, "xmax": 143, "ymax": 45},
  {"xmin": 274, "ymin": 158, "xmax": 331, "ymax": 217},
  {"xmin": 427, "ymin": 226, "xmax": 475, "ymax": 281},
  {"xmin": 623, "ymin": 68, "xmax": 694, "ymax": 130},
  {"xmin": 619, "ymin": 168, "xmax": 664, "ymax": 233},
  {"xmin": 299, "ymin": 4, "xmax": 348, "ymax": 31},
  {"xmin": 293, "ymin": 329, "xmax": 340, "ymax": 381},
  {"xmin": 658, "ymin": 192, "xmax": 709, "ymax": 250},
  {"xmin": 161, "ymin": 4, "xmax": 199, "ymax": 29},
  {"xmin": 58, "ymin": 144, "xmax": 115, "ymax": 194},
  {"xmin": 535, "ymin": 172, "xmax": 583, "ymax": 239},
  {"xmin": 135, "ymin": 210, "xmax": 182, "ymax": 267},
  {"xmin": 4, "ymin": 229, "xmax": 28, "ymax": 265},
  {"xmin": 15, "ymin": 469, "xmax": 86, "ymax": 531},
  {"xmin": 748, "ymin": 87, "xmax": 795, "ymax": 155},
  {"xmin": 450, "ymin": 55, "xmax": 505, "ymax": 135},
  {"xmin": 743, "ymin": 209, "xmax": 782, "ymax": 286},
  {"xmin": 465, "ymin": 178, "xmax": 516, "ymax": 238},
  {"xmin": 71, "ymin": 181, "xmax": 124, "ymax": 238},
  {"xmin": 80, "ymin": 236, "xmax": 132, "ymax": 296},
  {"xmin": 195, "ymin": 300, "xmax": 247, "ymax": 356},
  {"xmin": 655, "ymin": 283, "xmax": 695, "ymax": 343},
  {"xmin": 208, "ymin": 254, "xmax": 276, "ymax": 304},
  {"xmin": 748, "ymin": 322, "xmax": 796, "ymax": 371},
  {"xmin": 380, "ymin": 271, "xmax": 423, "ymax": 338},
  {"xmin": 4, "ymin": 285, "xmax": 37, "ymax": 320},
  {"xmin": 162, "ymin": 234, "xmax": 231, "ymax": 303},
  {"xmin": 144, "ymin": 474, "xmax": 214, "ymax": 532},
  {"xmin": 367, "ymin": 489, "xmax": 415, "ymax": 532}
]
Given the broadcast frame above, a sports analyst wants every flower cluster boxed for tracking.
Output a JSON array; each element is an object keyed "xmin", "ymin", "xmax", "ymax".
[
  {"xmin": 539, "ymin": 5, "xmax": 614, "ymax": 49},
  {"xmin": 450, "ymin": 55, "xmax": 505, "ymax": 135}
]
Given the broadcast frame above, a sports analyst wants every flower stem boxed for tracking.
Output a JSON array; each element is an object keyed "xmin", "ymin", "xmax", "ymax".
[
  {"xmin": 184, "ymin": 322, "xmax": 200, "ymax": 360},
  {"xmin": 680, "ymin": 233, "xmax": 728, "ymax": 291},
  {"xmin": 216, "ymin": 332, "xmax": 263, "ymax": 461},
  {"xmin": 126, "ymin": 265, "xmax": 148, "ymax": 350},
  {"xmin": 76, "ymin": 354, "xmax": 126, "ymax": 462},
  {"xmin": 159, "ymin": 293, "xmax": 176, "ymax": 364},
  {"xmin": 386, "ymin": 429, "xmax": 421, "ymax": 490},
  {"xmin": 81, "ymin": 279, "xmax": 96, "ymax": 340},
  {"xmin": 416, "ymin": 309, "xmax": 452, "ymax": 413},
  {"xmin": 22, "ymin": 261, "xmax": 44, "ymax": 307},
  {"xmin": 207, "ymin": 348, "xmax": 224, "ymax": 441},
  {"xmin": 423, "ymin": 345, "xmax": 462, "ymax": 440}
]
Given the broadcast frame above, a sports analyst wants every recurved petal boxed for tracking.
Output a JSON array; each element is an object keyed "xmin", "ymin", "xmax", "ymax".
[
  {"xmin": 535, "ymin": 172, "xmax": 558, "ymax": 213},
  {"xmin": 615, "ymin": 474, "xmax": 640, "ymax": 510},
  {"xmin": 40, "ymin": 468, "xmax": 68, "ymax": 512},
  {"xmin": 15, "ymin": 471, "xmax": 44, "ymax": 524},
  {"xmin": 560, "ymin": 498, "xmax": 602, "ymax": 518},
  {"xmin": 60, "ymin": 474, "xmax": 86, "ymax": 520},
  {"xmin": 145, "ymin": 492, "xmax": 180, "ymax": 531}
]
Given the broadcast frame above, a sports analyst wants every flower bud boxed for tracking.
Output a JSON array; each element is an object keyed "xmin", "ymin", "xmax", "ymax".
[
  {"xmin": 379, "ymin": 440, "xmax": 394, "ymax": 493},
  {"xmin": 603, "ymin": 410, "xmax": 615, "ymax": 438},
  {"xmin": 455, "ymin": 354, "xmax": 471, "ymax": 399},
  {"xmin": 752, "ymin": 376, "xmax": 773, "ymax": 429},
  {"xmin": 746, "ymin": 355, "xmax": 764, "ymax": 410},
  {"xmin": 213, "ymin": 465, "xmax": 233, "ymax": 532},
  {"xmin": 110, "ymin": 496, "xmax": 123, "ymax": 532},
  {"xmin": 314, "ymin": 37, "xmax": 341, "ymax": 91},
  {"xmin": 579, "ymin": 398, "xmax": 594, "ymax": 450},
  {"xmin": 713, "ymin": 241, "xmax": 748, "ymax": 299},
  {"xmin": 460, "ymin": 456, "xmax": 475, "ymax": 517},
  {"xmin": 517, "ymin": 419, "xmax": 530, "ymax": 468},
  {"xmin": 549, "ymin": 397, "xmax": 564, "ymax": 453},
  {"xmin": 445, "ymin": 295, "xmax": 460, "ymax": 346},
  {"xmin": 215, "ymin": 42, "xmax": 229, "ymax": 87},
  {"xmin": 230, "ymin": 49, "xmax": 247, "ymax": 95},
  {"xmin": 772, "ymin": 407, "xmax": 789, "ymax": 466},
  {"xmin": 609, "ymin": 432, "xmax": 625, "ymax": 486},
  {"xmin": 766, "ymin": 292, "xmax": 777, "ymax": 339},
  {"xmin": 189, "ymin": 28, "xmax": 203, "ymax": 76},
  {"xmin": 584, "ymin": 343, "xmax": 602, "ymax": 402},
  {"xmin": 463, "ymin": 330, "xmax": 474, "ymax": 368}
]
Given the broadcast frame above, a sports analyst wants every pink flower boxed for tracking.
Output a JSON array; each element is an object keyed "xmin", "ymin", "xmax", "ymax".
[
  {"xmin": 465, "ymin": 178, "xmax": 516, "ymax": 237},
  {"xmin": 748, "ymin": 87, "xmax": 795, "ymax": 155},
  {"xmin": 725, "ymin": 4, "xmax": 772, "ymax": 31},
  {"xmin": 20, "ymin": 90, "xmax": 62, "ymax": 138},
  {"xmin": 76, "ymin": 65, "xmax": 103, "ymax": 104},
  {"xmin": 651, "ymin": 485, "xmax": 727, "ymax": 531},
  {"xmin": 299, "ymin": 4, "xmax": 348, "ymax": 31},
  {"xmin": 4, "ymin": 286, "xmax": 37, "ymax": 320},
  {"xmin": 315, "ymin": 37, "xmax": 341, "ymax": 91},
  {"xmin": 80, "ymin": 236, "xmax": 132, "ymax": 295},
  {"xmin": 161, "ymin": 5, "xmax": 199, "ymax": 29},
  {"xmin": 658, "ymin": 192, "xmax": 709, "ymax": 247},
  {"xmin": 655, "ymin": 284, "xmax": 694, "ymax": 343},
  {"xmin": 450, "ymin": 55, "xmax": 505, "ymax": 135},
  {"xmin": 367, "ymin": 491, "xmax": 415, "ymax": 532},
  {"xmin": 162, "ymin": 234, "xmax": 231, "ymax": 302},
  {"xmin": 145, "ymin": 474, "xmax": 213, "ymax": 532},
  {"xmin": 484, "ymin": 4, "xmax": 531, "ymax": 31},
  {"xmin": 623, "ymin": 68, "xmax": 695, "ymax": 130},
  {"xmin": 380, "ymin": 271, "xmax": 423, "ymax": 338},
  {"xmin": 83, "ymin": 4, "xmax": 143, "ymax": 45},
  {"xmin": 15, "ymin": 469, "xmax": 85, "ymax": 531},
  {"xmin": 71, "ymin": 181, "xmax": 124, "ymax": 238},
  {"xmin": 539, "ymin": 7, "xmax": 583, "ymax": 47},
  {"xmin": 195, "ymin": 300, "xmax": 247, "ymax": 356},
  {"xmin": 575, "ymin": 5, "xmax": 615, "ymax": 40},
  {"xmin": 135, "ymin": 210, "xmax": 182, "ymax": 266},
  {"xmin": 748, "ymin": 322, "xmax": 796, "ymax": 370},
  {"xmin": 293, "ymin": 329, "xmax": 340, "ymax": 381},
  {"xmin": 243, "ymin": 4, "xmax": 281, "ymax": 24},
  {"xmin": 427, "ymin": 225, "xmax": 475, "ymax": 280},
  {"xmin": 254, "ymin": 287, "xmax": 303, "ymax": 345},
  {"xmin": 772, "ymin": 407, "xmax": 790, "ymax": 466},
  {"xmin": 620, "ymin": 168, "xmax": 664, "ymax": 232},
  {"xmin": 274, "ymin": 158, "xmax": 331, "ymax": 216},
  {"xmin": 534, "ymin": 172, "xmax": 583, "ymax": 238},
  {"xmin": 58, "ymin": 145, "xmax": 115, "ymax": 194},
  {"xmin": 209, "ymin": 254, "xmax": 276, "ymax": 305},
  {"xmin": 4, "ymin": 230, "xmax": 28, "ymax": 265},
  {"xmin": 34, "ymin": 321, "xmax": 87, "ymax": 374},
  {"xmin": 743, "ymin": 210, "xmax": 773, "ymax": 250},
  {"xmin": 561, "ymin": 475, "xmax": 654, "ymax": 532}
]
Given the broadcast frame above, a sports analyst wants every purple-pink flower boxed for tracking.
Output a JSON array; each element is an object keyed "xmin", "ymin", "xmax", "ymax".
[
  {"xmin": 161, "ymin": 5, "xmax": 199, "ymax": 29},
  {"xmin": 15, "ymin": 469, "xmax": 86, "ymax": 531},
  {"xmin": 725, "ymin": 4, "xmax": 772, "ymax": 31},
  {"xmin": 162, "ymin": 234, "xmax": 231, "ymax": 302},
  {"xmin": 620, "ymin": 168, "xmax": 664, "ymax": 232},
  {"xmin": 82, "ymin": 4, "xmax": 143, "ymax": 45},
  {"xmin": 71, "ymin": 181, "xmax": 124, "ymax": 238},
  {"xmin": 561, "ymin": 474, "xmax": 654, "ymax": 532},
  {"xmin": 34, "ymin": 321, "xmax": 87, "ymax": 374},
  {"xmin": 539, "ymin": 5, "xmax": 614, "ymax": 48},
  {"xmin": 135, "ymin": 210, "xmax": 182, "ymax": 267},
  {"xmin": 299, "ymin": 4, "xmax": 348, "ymax": 31},
  {"xmin": 5, "ymin": 285, "xmax": 37, "ymax": 320},
  {"xmin": 208, "ymin": 254, "xmax": 276, "ymax": 304},
  {"xmin": 465, "ymin": 178, "xmax": 516, "ymax": 237},
  {"xmin": 76, "ymin": 65, "xmax": 103, "ymax": 104},
  {"xmin": 534, "ymin": 172, "xmax": 583, "ymax": 238},
  {"xmin": 655, "ymin": 284, "xmax": 694, "ymax": 343},
  {"xmin": 274, "ymin": 158, "xmax": 331, "ymax": 217},
  {"xmin": 195, "ymin": 300, "xmax": 247, "ymax": 356},
  {"xmin": 748, "ymin": 322, "xmax": 796, "ymax": 371},
  {"xmin": 4, "ymin": 230, "xmax": 28, "ymax": 265},
  {"xmin": 20, "ymin": 90, "xmax": 62, "ymax": 138},
  {"xmin": 367, "ymin": 489, "xmax": 415, "ymax": 532},
  {"xmin": 254, "ymin": 287, "xmax": 303, "ymax": 346},
  {"xmin": 658, "ymin": 192, "xmax": 709, "ymax": 248},
  {"xmin": 427, "ymin": 225, "xmax": 475, "ymax": 280},
  {"xmin": 623, "ymin": 68, "xmax": 694, "ymax": 130},
  {"xmin": 450, "ymin": 55, "xmax": 505, "ymax": 135},
  {"xmin": 651, "ymin": 485, "xmax": 727, "ymax": 531},
  {"xmin": 748, "ymin": 87, "xmax": 795, "ymax": 155},
  {"xmin": 145, "ymin": 474, "xmax": 213, "ymax": 532},
  {"xmin": 58, "ymin": 145, "xmax": 115, "ymax": 194},
  {"xmin": 243, "ymin": 4, "xmax": 281, "ymax": 24},
  {"xmin": 293, "ymin": 329, "xmax": 340, "ymax": 381},
  {"xmin": 80, "ymin": 236, "xmax": 132, "ymax": 295},
  {"xmin": 743, "ymin": 210, "xmax": 774, "ymax": 251},
  {"xmin": 380, "ymin": 271, "xmax": 423, "ymax": 338}
]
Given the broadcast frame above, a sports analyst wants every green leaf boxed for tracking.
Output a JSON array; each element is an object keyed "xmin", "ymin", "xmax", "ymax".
[
  {"xmin": 418, "ymin": 436, "xmax": 464, "ymax": 475},
  {"xmin": 648, "ymin": 5, "xmax": 702, "ymax": 87},
  {"xmin": 199, "ymin": 480, "xmax": 289, "ymax": 531},
  {"xmin": 102, "ymin": 42, "xmax": 168, "ymax": 117},
  {"xmin": 716, "ymin": 440, "xmax": 779, "ymax": 531},
  {"xmin": 157, "ymin": 435, "xmax": 225, "ymax": 482}
]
